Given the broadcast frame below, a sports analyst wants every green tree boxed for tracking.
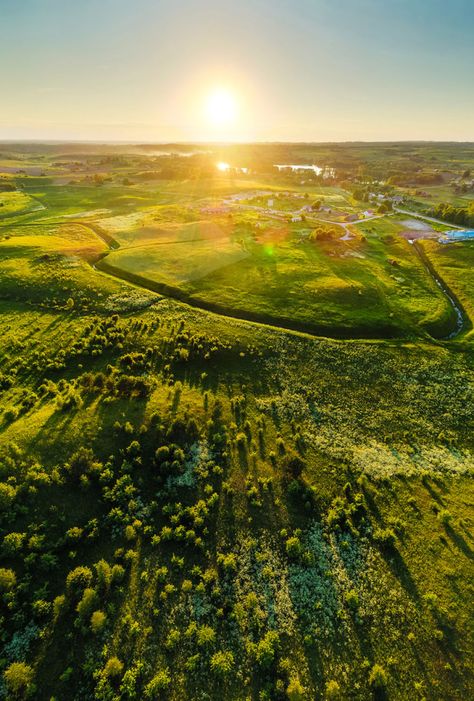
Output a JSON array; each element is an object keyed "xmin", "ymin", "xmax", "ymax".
[
  {"xmin": 66, "ymin": 566, "xmax": 93, "ymax": 595},
  {"xmin": 369, "ymin": 664, "xmax": 388, "ymax": 689},
  {"xmin": 0, "ymin": 567, "xmax": 16, "ymax": 592},
  {"xmin": 4, "ymin": 662, "xmax": 34, "ymax": 697},
  {"xmin": 0, "ymin": 482, "xmax": 17, "ymax": 510},
  {"xmin": 145, "ymin": 669, "xmax": 171, "ymax": 697},
  {"xmin": 76, "ymin": 587, "xmax": 98, "ymax": 619},
  {"xmin": 287, "ymin": 676, "xmax": 306, "ymax": 700},
  {"xmin": 91, "ymin": 610, "xmax": 107, "ymax": 633},
  {"xmin": 325, "ymin": 680, "xmax": 341, "ymax": 698},
  {"xmin": 103, "ymin": 657, "xmax": 123, "ymax": 679},
  {"xmin": 210, "ymin": 650, "xmax": 234, "ymax": 678}
]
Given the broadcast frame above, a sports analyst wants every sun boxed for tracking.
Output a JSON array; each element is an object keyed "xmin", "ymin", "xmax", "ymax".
[{"xmin": 205, "ymin": 89, "xmax": 237, "ymax": 126}]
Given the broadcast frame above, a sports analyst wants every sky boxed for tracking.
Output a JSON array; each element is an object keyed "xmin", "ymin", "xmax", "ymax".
[{"xmin": 0, "ymin": 0, "xmax": 473, "ymax": 142}]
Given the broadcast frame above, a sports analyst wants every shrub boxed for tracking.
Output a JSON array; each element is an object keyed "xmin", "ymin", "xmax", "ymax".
[
  {"xmin": 111, "ymin": 564, "xmax": 125, "ymax": 583},
  {"xmin": 145, "ymin": 669, "xmax": 171, "ymax": 697},
  {"xmin": 91, "ymin": 610, "xmax": 107, "ymax": 633},
  {"xmin": 76, "ymin": 588, "xmax": 99, "ymax": 619},
  {"xmin": 125, "ymin": 525, "xmax": 136, "ymax": 541},
  {"xmin": 345, "ymin": 589, "xmax": 359, "ymax": 610},
  {"xmin": 210, "ymin": 650, "xmax": 234, "ymax": 677},
  {"xmin": 196, "ymin": 625, "xmax": 216, "ymax": 647},
  {"xmin": 95, "ymin": 559, "xmax": 112, "ymax": 591},
  {"xmin": 254, "ymin": 631, "xmax": 279, "ymax": 668},
  {"xmin": 53, "ymin": 594, "xmax": 66, "ymax": 618},
  {"xmin": 369, "ymin": 664, "xmax": 388, "ymax": 689},
  {"xmin": 103, "ymin": 657, "xmax": 124, "ymax": 679},
  {"xmin": 66, "ymin": 566, "xmax": 93, "ymax": 594},
  {"xmin": 285, "ymin": 536, "xmax": 302, "ymax": 559},
  {"xmin": 65, "ymin": 447, "xmax": 101, "ymax": 481},
  {"xmin": 373, "ymin": 527, "xmax": 397, "ymax": 549},
  {"xmin": 3, "ymin": 662, "xmax": 34, "ymax": 697},
  {"xmin": 325, "ymin": 680, "xmax": 341, "ymax": 698},
  {"xmin": 437, "ymin": 509, "xmax": 453, "ymax": 526},
  {"xmin": 0, "ymin": 482, "xmax": 17, "ymax": 510},
  {"xmin": 217, "ymin": 552, "xmax": 237, "ymax": 573},
  {"xmin": 0, "ymin": 567, "xmax": 16, "ymax": 591},
  {"xmin": 287, "ymin": 677, "xmax": 306, "ymax": 700}
]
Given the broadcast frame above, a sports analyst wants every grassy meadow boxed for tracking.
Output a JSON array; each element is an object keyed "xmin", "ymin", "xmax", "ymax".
[{"xmin": 0, "ymin": 142, "xmax": 473, "ymax": 701}]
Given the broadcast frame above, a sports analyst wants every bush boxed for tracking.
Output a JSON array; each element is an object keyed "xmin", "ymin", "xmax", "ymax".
[
  {"xmin": 53, "ymin": 594, "xmax": 66, "ymax": 618},
  {"xmin": 65, "ymin": 447, "xmax": 101, "ymax": 482},
  {"xmin": 345, "ymin": 589, "xmax": 359, "ymax": 610},
  {"xmin": 285, "ymin": 536, "xmax": 302, "ymax": 559},
  {"xmin": 91, "ymin": 610, "xmax": 107, "ymax": 633},
  {"xmin": 66, "ymin": 566, "xmax": 93, "ymax": 594},
  {"xmin": 103, "ymin": 657, "xmax": 124, "ymax": 679},
  {"xmin": 4, "ymin": 662, "xmax": 34, "ymax": 697},
  {"xmin": 145, "ymin": 669, "xmax": 171, "ymax": 697},
  {"xmin": 217, "ymin": 552, "xmax": 237, "ymax": 573},
  {"xmin": 95, "ymin": 559, "xmax": 112, "ymax": 591},
  {"xmin": 0, "ymin": 482, "xmax": 17, "ymax": 510},
  {"xmin": 254, "ymin": 631, "xmax": 279, "ymax": 668},
  {"xmin": 325, "ymin": 680, "xmax": 341, "ymax": 698},
  {"xmin": 76, "ymin": 588, "xmax": 99, "ymax": 619},
  {"xmin": 373, "ymin": 527, "xmax": 397, "ymax": 549},
  {"xmin": 369, "ymin": 664, "xmax": 387, "ymax": 689},
  {"xmin": 196, "ymin": 625, "xmax": 216, "ymax": 647},
  {"xmin": 210, "ymin": 650, "xmax": 234, "ymax": 677},
  {"xmin": 287, "ymin": 677, "xmax": 306, "ymax": 700},
  {"xmin": 0, "ymin": 567, "xmax": 16, "ymax": 591},
  {"xmin": 437, "ymin": 509, "xmax": 453, "ymax": 526}
]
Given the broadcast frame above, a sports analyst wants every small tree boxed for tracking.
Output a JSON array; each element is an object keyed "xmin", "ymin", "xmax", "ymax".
[
  {"xmin": 103, "ymin": 657, "xmax": 123, "ymax": 680},
  {"xmin": 287, "ymin": 676, "xmax": 306, "ymax": 701},
  {"xmin": 285, "ymin": 536, "xmax": 302, "ymax": 559},
  {"xmin": 0, "ymin": 567, "xmax": 16, "ymax": 592},
  {"xmin": 210, "ymin": 650, "xmax": 234, "ymax": 678},
  {"xmin": 325, "ymin": 680, "xmax": 341, "ymax": 698},
  {"xmin": 0, "ymin": 482, "xmax": 17, "ymax": 510},
  {"xmin": 66, "ymin": 566, "xmax": 93, "ymax": 595},
  {"xmin": 369, "ymin": 664, "xmax": 387, "ymax": 689},
  {"xmin": 145, "ymin": 669, "xmax": 171, "ymax": 697},
  {"xmin": 76, "ymin": 587, "xmax": 98, "ymax": 619},
  {"xmin": 91, "ymin": 610, "xmax": 106, "ymax": 633},
  {"xmin": 4, "ymin": 662, "xmax": 34, "ymax": 697}
]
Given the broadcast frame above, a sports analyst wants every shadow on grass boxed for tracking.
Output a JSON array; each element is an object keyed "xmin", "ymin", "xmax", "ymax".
[
  {"xmin": 445, "ymin": 524, "xmax": 473, "ymax": 559},
  {"xmin": 381, "ymin": 546, "xmax": 421, "ymax": 603}
]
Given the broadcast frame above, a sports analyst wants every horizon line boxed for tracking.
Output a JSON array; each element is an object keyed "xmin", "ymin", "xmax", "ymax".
[{"xmin": 1, "ymin": 139, "xmax": 474, "ymax": 146}]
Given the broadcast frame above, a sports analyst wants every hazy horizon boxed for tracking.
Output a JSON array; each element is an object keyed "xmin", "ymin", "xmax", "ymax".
[{"xmin": 1, "ymin": 0, "xmax": 473, "ymax": 141}]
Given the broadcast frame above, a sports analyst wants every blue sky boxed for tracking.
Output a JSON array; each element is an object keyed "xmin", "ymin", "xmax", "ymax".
[{"xmin": 0, "ymin": 0, "xmax": 473, "ymax": 141}]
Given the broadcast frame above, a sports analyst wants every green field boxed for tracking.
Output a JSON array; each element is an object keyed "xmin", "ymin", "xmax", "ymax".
[
  {"xmin": 100, "ymin": 215, "xmax": 454, "ymax": 338},
  {"xmin": 0, "ymin": 142, "xmax": 473, "ymax": 701}
]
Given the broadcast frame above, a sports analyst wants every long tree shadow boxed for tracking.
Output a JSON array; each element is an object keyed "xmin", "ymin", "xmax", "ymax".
[
  {"xmin": 380, "ymin": 546, "xmax": 421, "ymax": 603},
  {"xmin": 444, "ymin": 524, "xmax": 473, "ymax": 560}
]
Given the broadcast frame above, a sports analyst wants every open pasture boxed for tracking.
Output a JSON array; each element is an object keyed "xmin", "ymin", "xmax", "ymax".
[{"xmin": 102, "ymin": 216, "xmax": 453, "ymax": 337}]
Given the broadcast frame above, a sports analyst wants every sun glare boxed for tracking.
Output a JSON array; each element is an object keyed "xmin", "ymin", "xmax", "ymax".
[
  {"xmin": 216, "ymin": 161, "xmax": 230, "ymax": 172},
  {"xmin": 206, "ymin": 89, "xmax": 237, "ymax": 126}
]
